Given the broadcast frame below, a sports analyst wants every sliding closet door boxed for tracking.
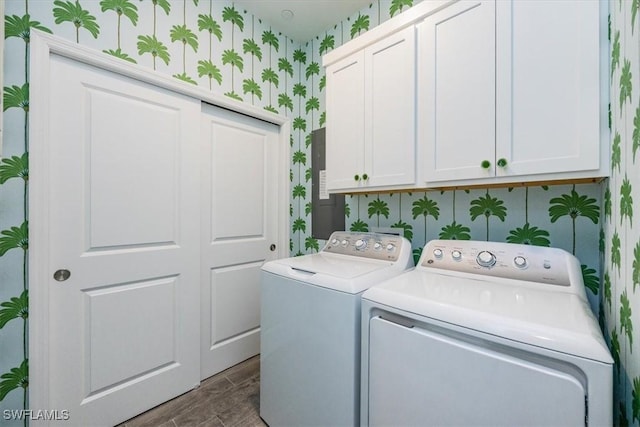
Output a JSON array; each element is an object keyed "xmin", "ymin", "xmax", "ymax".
[
  {"xmin": 33, "ymin": 54, "xmax": 201, "ymax": 425},
  {"xmin": 200, "ymin": 104, "xmax": 280, "ymax": 379}
]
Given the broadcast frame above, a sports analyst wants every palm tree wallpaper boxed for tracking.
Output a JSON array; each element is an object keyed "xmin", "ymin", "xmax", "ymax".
[{"xmin": 0, "ymin": 0, "xmax": 638, "ymax": 425}]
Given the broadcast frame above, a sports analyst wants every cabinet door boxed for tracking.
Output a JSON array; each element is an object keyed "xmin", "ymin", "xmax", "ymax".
[
  {"xmin": 365, "ymin": 25, "xmax": 416, "ymax": 187},
  {"xmin": 495, "ymin": 0, "xmax": 601, "ymax": 177},
  {"xmin": 419, "ymin": 1, "xmax": 496, "ymax": 182},
  {"xmin": 326, "ymin": 51, "xmax": 365, "ymax": 191}
]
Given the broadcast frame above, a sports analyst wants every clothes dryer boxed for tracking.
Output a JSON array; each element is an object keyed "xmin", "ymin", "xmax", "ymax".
[
  {"xmin": 361, "ymin": 240, "xmax": 613, "ymax": 427},
  {"xmin": 260, "ymin": 231, "xmax": 412, "ymax": 427}
]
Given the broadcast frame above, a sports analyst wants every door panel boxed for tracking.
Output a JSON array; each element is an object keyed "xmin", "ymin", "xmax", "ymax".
[
  {"xmin": 46, "ymin": 54, "xmax": 200, "ymax": 425},
  {"xmin": 368, "ymin": 316, "xmax": 586, "ymax": 426},
  {"xmin": 420, "ymin": 1, "xmax": 496, "ymax": 182},
  {"xmin": 201, "ymin": 104, "xmax": 280, "ymax": 379}
]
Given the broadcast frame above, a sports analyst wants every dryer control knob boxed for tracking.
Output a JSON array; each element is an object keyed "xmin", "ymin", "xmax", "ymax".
[
  {"xmin": 451, "ymin": 250, "xmax": 462, "ymax": 261},
  {"xmin": 433, "ymin": 248, "xmax": 443, "ymax": 259},
  {"xmin": 514, "ymin": 256, "xmax": 528, "ymax": 269},
  {"xmin": 374, "ymin": 242, "xmax": 383, "ymax": 251},
  {"xmin": 355, "ymin": 239, "xmax": 367, "ymax": 250},
  {"xmin": 476, "ymin": 251, "xmax": 496, "ymax": 268}
]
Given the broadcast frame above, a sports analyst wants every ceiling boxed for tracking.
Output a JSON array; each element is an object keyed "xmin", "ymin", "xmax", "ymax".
[{"xmin": 233, "ymin": 0, "xmax": 372, "ymax": 43}]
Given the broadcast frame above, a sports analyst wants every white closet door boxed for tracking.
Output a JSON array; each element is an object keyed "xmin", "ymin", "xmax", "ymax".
[
  {"xmin": 200, "ymin": 104, "xmax": 280, "ymax": 379},
  {"xmin": 39, "ymin": 54, "xmax": 201, "ymax": 426}
]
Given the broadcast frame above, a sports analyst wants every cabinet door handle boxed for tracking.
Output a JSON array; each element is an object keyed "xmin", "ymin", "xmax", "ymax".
[
  {"xmin": 481, "ymin": 160, "xmax": 491, "ymax": 169},
  {"xmin": 362, "ymin": 173, "xmax": 369, "ymax": 180},
  {"xmin": 497, "ymin": 158, "xmax": 508, "ymax": 168},
  {"xmin": 354, "ymin": 174, "xmax": 360, "ymax": 181}
]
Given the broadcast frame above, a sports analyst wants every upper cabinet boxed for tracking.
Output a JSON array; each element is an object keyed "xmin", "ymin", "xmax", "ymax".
[
  {"xmin": 325, "ymin": 26, "xmax": 416, "ymax": 192},
  {"xmin": 323, "ymin": 0, "xmax": 608, "ymax": 193},
  {"xmin": 420, "ymin": 0, "xmax": 608, "ymax": 186}
]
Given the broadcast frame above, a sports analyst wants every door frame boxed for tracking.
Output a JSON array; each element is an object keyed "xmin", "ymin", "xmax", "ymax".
[{"xmin": 28, "ymin": 30, "xmax": 290, "ymax": 422}]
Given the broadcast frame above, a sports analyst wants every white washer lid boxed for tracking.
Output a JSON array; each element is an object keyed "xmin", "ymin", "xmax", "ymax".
[
  {"xmin": 363, "ymin": 269, "xmax": 613, "ymax": 363},
  {"xmin": 262, "ymin": 252, "xmax": 400, "ymax": 294}
]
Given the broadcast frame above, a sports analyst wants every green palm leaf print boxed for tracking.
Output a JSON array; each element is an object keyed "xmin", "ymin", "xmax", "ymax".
[
  {"xmin": 390, "ymin": 0, "xmax": 413, "ymax": 17},
  {"xmin": 319, "ymin": 111, "xmax": 326, "ymax": 127},
  {"xmin": 152, "ymin": 0, "xmax": 171, "ymax": 16},
  {"xmin": 612, "ymin": 132, "xmax": 621, "ymax": 172},
  {"xmin": 305, "ymin": 62, "xmax": 320, "ymax": 80},
  {"xmin": 604, "ymin": 186, "xmax": 612, "ymax": 221},
  {"xmin": 243, "ymin": 39, "xmax": 262, "ymax": 61},
  {"xmin": 611, "ymin": 330, "xmax": 621, "ymax": 377},
  {"xmin": 620, "ymin": 290, "xmax": 633, "ymax": 348},
  {"xmin": 293, "ymin": 218, "xmax": 306, "ymax": 233},
  {"xmin": 292, "ymin": 151, "xmax": 306, "ymax": 165},
  {"xmin": 306, "ymin": 97, "xmax": 319, "ymax": 114},
  {"xmin": 293, "ymin": 49, "xmax": 307, "ymax": 64},
  {"xmin": 506, "ymin": 223, "xmax": 550, "ymax": 246},
  {"xmin": 198, "ymin": 13, "xmax": 222, "ymax": 41},
  {"xmin": 391, "ymin": 220, "xmax": 413, "ymax": 241},
  {"xmin": 368, "ymin": 197, "xmax": 390, "ymax": 227},
  {"xmin": 611, "ymin": 31, "xmax": 620, "ymax": 78},
  {"xmin": 262, "ymin": 69, "xmax": 279, "ymax": 87},
  {"xmin": 350, "ymin": 219, "xmax": 369, "ymax": 232},
  {"xmin": 293, "ymin": 83, "xmax": 307, "ymax": 98},
  {"xmin": 53, "ymin": 0, "xmax": 100, "ymax": 43},
  {"xmin": 3, "ymin": 84, "xmax": 29, "ymax": 112},
  {"xmin": 242, "ymin": 78, "xmax": 262, "ymax": 99},
  {"xmin": 100, "ymin": 0, "xmax": 139, "ymax": 48},
  {"xmin": 319, "ymin": 75, "xmax": 326, "ymax": 91},
  {"xmin": 173, "ymin": 72, "xmax": 197, "ymax": 85},
  {"xmin": 262, "ymin": 30, "xmax": 279, "ymax": 51},
  {"xmin": 439, "ymin": 221, "xmax": 471, "ymax": 240},
  {"xmin": 412, "ymin": 195, "xmax": 440, "ymax": 242},
  {"xmin": 0, "ymin": 153, "xmax": 29, "ymax": 184},
  {"xmin": 581, "ymin": 264, "xmax": 599, "ymax": 295},
  {"xmin": 278, "ymin": 58, "xmax": 294, "ymax": 77},
  {"xmin": 620, "ymin": 59, "xmax": 632, "ymax": 112},
  {"xmin": 222, "ymin": 49, "xmax": 244, "ymax": 72},
  {"xmin": 469, "ymin": 192, "xmax": 507, "ymax": 241},
  {"xmin": 632, "ymin": 0, "xmax": 639, "ymax": 33},
  {"xmin": 137, "ymin": 35, "xmax": 170, "ymax": 69},
  {"xmin": 319, "ymin": 35, "xmax": 335, "ymax": 55},
  {"xmin": 0, "ymin": 291, "xmax": 28, "ymax": 329},
  {"xmin": 292, "ymin": 184, "xmax": 306, "ymax": 199},
  {"xmin": 103, "ymin": 48, "xmax": 137, "ymax": 63},
  {"xmin": 305, "ymin": 202, "xmax": 312, "ymax": 216},
  {"xmin": 350, "ymin": 14, "xmax": 370, "ymax": 38},
  {"xmin": 612, "ymin": 231, "xmax": 621, "ymax": 275},
  {"xmin": 0, "ymin": 222, "xmax": 29, "ymax": 256},
  {"xmin": 198, "ymin": 60, "xmax": 222, "ymax": 85},
  {"xmin": 0, "ymin": 359, "xmax": 28, "ymax": 401},
  {"xmin": 171, "ymin": 24, "xmax": 199, "ymax": 73},
  {"xmin": 633, "ymin": 241, "xmax": 640, "ymax": 291},
  {"xmin": 293, "ymin": 117, "xmax": 307, "ymax": 132},
  {"xmin": 548, "ymin": 188, "xmax": 599, "ymax": 254},
  {"xmin": 278, "ymin": 94, "xmax": 293, "ymax": 112},
  {"xmin": 620, "ymin": 177, "xmax": 633, "ymax": 225},
  {"xmin": 305, "ymin": 237, "xmax": 320, "ymax": 252},
  {"xmin": 222, "ymin": 6, "xmax": 244, "ymax": 32},
  {"xmin": 5, "ymin": 14, "xmax": 52, "ymax": 42},
  {"xmin": 604, "ymin": 272, "xmax": 612, "ymax": 309}
]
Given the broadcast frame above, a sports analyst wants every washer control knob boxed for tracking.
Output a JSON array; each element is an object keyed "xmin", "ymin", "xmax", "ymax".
[
  {"xmin": 514, "ymin": 256, "xmax": 528, "ymax": 269},
  {"xmin": 331, "ymin": 238, "xmax": 338, "ymax": 245},
  {"xmin": 451, "ymin": 250, "xmax": 462, "ymax": 261},
  {"xmin": 355, "ymin": 239, "xmax": 367, "ymax": 250},
  {"xmin": 476, "ymin": 251, "xmax": 496, "ymax": 268},
  {"xmin": 386, "ymin": 243, "xmax": 396, "ymax": 252},
  {"xmin": 433, "ymin": 248, "xmax": 443, "ymax": 259},
  {"xmin": 374, "ymin": 242, "xmax": 383, "ymax": 251},
  {"xmin": 341, "ymin": 239, "xmax": 348, "ymax": 247}
]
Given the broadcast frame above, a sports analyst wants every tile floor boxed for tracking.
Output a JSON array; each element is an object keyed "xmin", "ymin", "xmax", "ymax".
[{"xmin": 118, "ymin": 356, "xmax": 265, "ymax": 427}]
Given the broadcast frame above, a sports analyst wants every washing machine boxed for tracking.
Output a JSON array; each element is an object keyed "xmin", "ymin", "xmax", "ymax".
[
  {"xmin": 361, "ymin": 239, "xmax": 613, "ymax": 427},
  {"xmin": 260, "ymin": 231, "xmax": 413, "ymax": 427}
]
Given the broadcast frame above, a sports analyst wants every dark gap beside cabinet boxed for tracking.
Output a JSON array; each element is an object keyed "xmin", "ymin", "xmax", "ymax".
[{"xmin": 311, "ymin": 128, "xmax": 345, "ymax": 239}]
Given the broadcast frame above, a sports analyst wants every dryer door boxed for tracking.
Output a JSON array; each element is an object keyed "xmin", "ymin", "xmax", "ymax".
[{"xmin": 367, "ymin": 316, "xmax": 586, "ymax": 427}]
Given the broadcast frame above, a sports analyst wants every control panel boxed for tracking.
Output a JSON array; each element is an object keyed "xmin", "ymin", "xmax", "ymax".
[
  {"xmin": 323, "ymin": 231, "xmax": 407, "ymax": 262},
  {"xmin": 420, "ymin": 240, "xmax": 579, "ymax": 287}
]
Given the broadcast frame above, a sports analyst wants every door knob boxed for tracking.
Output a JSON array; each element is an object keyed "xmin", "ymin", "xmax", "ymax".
[
  {"xmin": 497, "ymin": 158, "xmax": 508, "ymax": 168},
  {"xmin": 270, "ymin": 244, "xmax": 276, "ymax": 251},
  {"xmin": 53, "ymin": 269, "xmax": 71, "ymax": 282}
]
